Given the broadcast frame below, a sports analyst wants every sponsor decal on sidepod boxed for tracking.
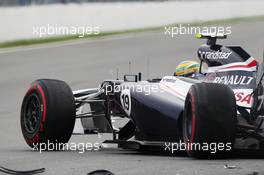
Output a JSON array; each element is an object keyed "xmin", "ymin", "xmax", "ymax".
[
  {"xmin": 214, "ymin": 75, "xmax": 254, "ymax": 85},
  {"xmin": 198, "ymin": 50, "xmax": 232, "ymax": 60}
]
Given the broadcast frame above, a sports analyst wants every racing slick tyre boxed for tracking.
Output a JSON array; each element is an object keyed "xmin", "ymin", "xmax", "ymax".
[
  {"xmin": 182, "ymin": 83, "xmax": 236, "ymax": 158},
  {"xmin": 21, "ymin": 79, "xmax": 75, "ymax": 150}
]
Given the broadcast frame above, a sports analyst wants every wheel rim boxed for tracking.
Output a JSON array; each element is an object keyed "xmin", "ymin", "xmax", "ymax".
[{"xmin": 23, "ymin": 93, "xmax": 41, "ymax": 134}]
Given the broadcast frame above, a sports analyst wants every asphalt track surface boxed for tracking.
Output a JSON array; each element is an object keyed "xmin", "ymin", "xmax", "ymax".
[{"xmin": 1, "ymin": 20, "xmax": 264, "ymax": 175}]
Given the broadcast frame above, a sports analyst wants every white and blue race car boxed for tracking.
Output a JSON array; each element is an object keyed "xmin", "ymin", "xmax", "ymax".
[{"xmin": 20, "ymin": 34, "xmax": 264, "ymax": 158}]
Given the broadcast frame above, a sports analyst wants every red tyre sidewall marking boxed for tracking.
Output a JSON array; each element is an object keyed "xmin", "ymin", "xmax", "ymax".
[
  {"xmin": 25, "ymin": 83, "xmax": 37, "ymax": 96},
  {"xmin": 25, "ymin": 82, "xmax": 47, "ymax": 145},
  {"xmin": 37, "ymin": 84, "xmax": 47, "ymax": 123}
]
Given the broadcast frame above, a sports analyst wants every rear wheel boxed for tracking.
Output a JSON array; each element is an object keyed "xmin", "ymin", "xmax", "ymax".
[
  {"xmin": 182, "ymin": 83, "xmax": 236, "ymax": 158},
  {"xmin": 21, "ymin": 79, "xmax": 75, "ymax": 149}
]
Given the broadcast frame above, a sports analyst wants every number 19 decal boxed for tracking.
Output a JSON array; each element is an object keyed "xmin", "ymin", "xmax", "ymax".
[{"xmin": 120, "ymin": 89, "xmax": 131, "ymax": 115}]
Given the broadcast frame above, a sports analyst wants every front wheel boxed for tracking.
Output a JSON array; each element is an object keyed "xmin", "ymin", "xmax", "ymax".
[
  {"xmin": 21, "ymin": 79, "xmax": 76, "ymax": 149},
  {"xmin": 182, "ymin": 83, "xmax": 236, "ymax": 158}
]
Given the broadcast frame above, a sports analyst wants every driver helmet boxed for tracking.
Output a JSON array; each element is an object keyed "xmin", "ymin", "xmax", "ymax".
[{"xmin": 174, "ymin": 60, "xmax": 199, "ymax": 77}]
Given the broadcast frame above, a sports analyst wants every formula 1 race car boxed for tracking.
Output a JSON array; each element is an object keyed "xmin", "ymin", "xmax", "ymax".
[{"xmin": 20, "ymin": 34, "xmax": 264, "ymax": 158}]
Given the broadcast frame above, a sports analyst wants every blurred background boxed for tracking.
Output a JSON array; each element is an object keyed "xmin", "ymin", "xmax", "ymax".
[{"xmin": 1, "ymin": 0, "xmax": 167, "ymax": 6}]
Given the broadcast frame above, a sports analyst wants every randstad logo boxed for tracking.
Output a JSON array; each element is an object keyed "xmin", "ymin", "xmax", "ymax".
[{"xmin": 198, "ymin": 50, "xmax": 232, "ymax": 60}]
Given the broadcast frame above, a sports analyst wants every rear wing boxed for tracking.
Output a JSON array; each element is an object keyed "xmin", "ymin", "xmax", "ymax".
[
  {"xmin": 252, "ymin": 55, "xmax": 264, "ymax": 117},
  {"xmin": 195, "ymin": 33, "xmax": 227, "ymax": 46}
]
